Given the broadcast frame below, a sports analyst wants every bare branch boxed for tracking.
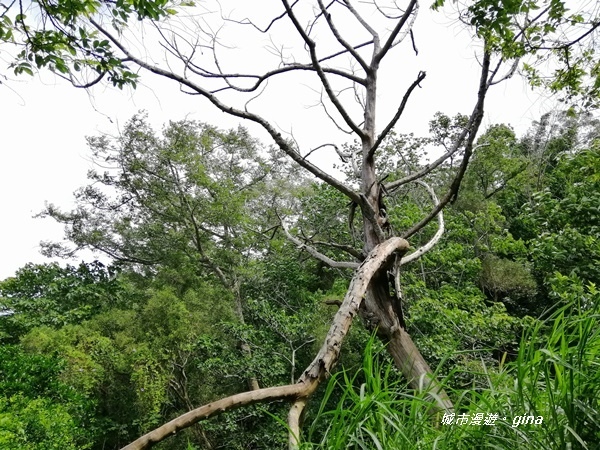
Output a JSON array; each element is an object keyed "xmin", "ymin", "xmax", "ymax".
[
  {"xmin": 372, "ymin": 0, "xmax": 403, "ymax": 19},
  {"xmin": 410, "ymin": 29, "xmax": 418, "ymax": 55},
  {"xmin": 122, "ymin": 383, "xmax": 309, "ymax": 450},
  {"xmin": 63, "ymin": 70, "xmax": 107, "ymax": 89},
  {"xmin": 526, "ymin": 20, "xmax": 600, "ymax": 51},
  {"xmin": 197, "ymin": 61, "xmax": 366, "ymax": 93},
  {"xmin": 281, "ymin": 0, "xmax": 366, "ymax": 138},
  {"xmin": 385, "ymin": 142, "xmax": 490, "ymax": 193},
  {"xmin": 317, "ymin": 0, "xmax": 369, "ymax": 72},
  {"xmin": 342, "ymin": 0, "xmax": 378, "ymax": 39},
  {"xmin": 317, "ymin": 89, "xmax": 354, "ymax": 134},
  {"xmin": 333, "ymin": 144, "xmax": 351, "ymax": 162},
  {"xmin": 281, "ymin": 220, "xmax": 359, "ymax": 269},
  {"xmin": 223, "ymin": 0, "xmax": 300, "ymax": 33},
  {"xmin": 302, "ymin": 143, "xmax": 339, "ymax": 160},
  {"xmin": 319, "ymin": 39, "xmax": 374, "ymax": 64},
  {"xmin": 296, "ymin": 236, "xmax": 409, "ymax": 380},
  {"xmin": 488, "ymin": 56, "xmax": 519, "ymax": 87},
  {"xmin": 90, "ymin": 19, "xmax": 361, "ymax": 205},
  {"xmin": 401, "ymin": 51, "xmax": 491, "ymax": 239},
  {"xmin": 311, "ymin": 239, "xmax": 366, "ymax": 260},
  {"xmin": 398, "ymin": 181, "xmax": 444, "ymax": 266},
  {"xmin": 369, "ymin": 70, "xmax": 426, "ymax": 159},
  {"xmin": 373, "ymin": 0, "xmax": 418, "ymax": 65},
  {"xmin": 288, "ymin": 398, "xmax": 307, "ymax": 450}
]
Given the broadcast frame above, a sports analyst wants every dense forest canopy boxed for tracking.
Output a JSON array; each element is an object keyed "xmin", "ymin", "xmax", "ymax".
[
  {"xmin": 0, "ymin": 0, "xmax": 599, "ymax": 449},
  {"xmin": 2, "ymin": 110, "xmax": 599, "ymax": 449}
]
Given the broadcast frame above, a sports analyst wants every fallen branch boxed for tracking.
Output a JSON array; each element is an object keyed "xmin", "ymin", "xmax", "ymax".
[{"xmin": 122, "ymin": 237, "xmax": 409, "ymax": 450}]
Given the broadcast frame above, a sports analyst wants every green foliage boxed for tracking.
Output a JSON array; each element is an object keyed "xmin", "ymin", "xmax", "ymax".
[
  {"xmin": 463, "ymin": 124, "xmax": 528, "ymax": 200},
  {"xmin": 408, "ymin": 283, "xmax": 520, "ymax": 383},
  {"xmin": 432, "ymin": 1, "xmax": 600, "ymax": 108},
  {"xmin": 480, "ymin": 255, "xmax": 537, "ymax": 302},
  {"xmin": 520, "ymin": 146, "xmax": 600, "ymax": 285},
  {"xmin": 2, "ymin": 0, "xmax": 185, "ymax": 88},
  {"xmin": 39, "ymin": 113, "xmax": 274, "ymax": 285},
  {"xmin": 0, "ymin": 261, "xmax": 128, "ymax": 342},
  {"xmin": 14, "ymin": 280, "xmax": 239, "ymax": 448},
  {"xmin": 306, "ymin": 279, "xmax": 600, "ymax": 448},
  {"xmin": 509, "ymin": 274, "xmax": 600, "ymax": 447},
  {"xmin": 0, "ymin": 345, "xmax": 66, "ymax": 399},
  {"xmin": 305, "ymin": 338, "xmax": 424, "ymax": 449},
  {"xmin": 3, "ymin": 111, "xmax": 599, "ymax": 448},
  {"xmin": 0, "ymin": 395, "xmax": 85, "ymax": 450},
  {"xmin": 0, "ymin": 346, "xmax": 95, "ymax": 448},
  {"xmin": 295, "ymin": 182, "xmax": 357, "ymax": 253}
]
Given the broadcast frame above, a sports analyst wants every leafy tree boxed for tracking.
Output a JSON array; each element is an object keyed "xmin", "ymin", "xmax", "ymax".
[
  {"xmin": 16, "ymin": 279, "xmax": 245, "ymax": 449},
  {"xmin": 40, "ymin": 114, "xmax": 272, "ymax": 279},
  {"xmin": 462, "ymin": 124, "xmax": 528, "ymax": 201},
  {"xmin": 0, "ymin": 345, "xmax": 95, "ymax": 449},
  {"xmin": 0, "ymin": 261, "xmax": 128, "ymax": 342},
  {"xmin": 521, "ymin": 145, "xmax": 600, "ymax": 286},
  {"xmin": 40, "ymin": 115, "xmax": 287, "ymax": 389},
  {"xmin": 477, "ymin": 111, "xmax": 600, "ymax": 315}
]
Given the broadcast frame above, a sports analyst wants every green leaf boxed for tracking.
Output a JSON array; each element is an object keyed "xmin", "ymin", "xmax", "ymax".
[{"xmin": 430, "ymin": 0, "xmax": 445, "ymax": 10}]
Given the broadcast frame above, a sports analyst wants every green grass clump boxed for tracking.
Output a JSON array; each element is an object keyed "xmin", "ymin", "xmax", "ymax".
[{"xmin": 304, "ymin": 279, "xmax": 600, "ymax": 449}]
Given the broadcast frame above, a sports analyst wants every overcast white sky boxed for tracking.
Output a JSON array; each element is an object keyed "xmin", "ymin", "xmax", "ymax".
[{"xmin": 0, "ymin": 2, "xmax": 556, "ymax": 280}]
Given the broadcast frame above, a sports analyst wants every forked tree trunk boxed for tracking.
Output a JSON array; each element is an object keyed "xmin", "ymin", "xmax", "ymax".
[
  {"xmin": 362, "ymin": 269, "xmax": 452, "ymax": 407},
  {"xmin": 361, "ymin": 250, "xmax": 453, "ymax": 411},
  {"xmin": 359, "ymin": 67, "xmax": 452, "ymax": 411}
]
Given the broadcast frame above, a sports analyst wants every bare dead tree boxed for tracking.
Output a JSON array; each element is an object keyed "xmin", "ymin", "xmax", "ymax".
[{"xmin": 84, "ymin": 2, "xmax": 501, "ymax": 448}]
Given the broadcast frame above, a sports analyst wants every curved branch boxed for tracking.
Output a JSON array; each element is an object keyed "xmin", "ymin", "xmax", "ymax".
[
  {"xmin": 398, "ymin": 180, "xmax": 443, "ymax": 266},
  {"xmin": 527, "ymin": 20, "xmax": 600, "ymax": 51},
  {"xmin": 281, "ymin": 221, "xmax": 360, "ymax": 269},
  {"xmin": 302, "ymin": 143, "xmax": 339, "ymax": 160},
  {"xmin": 122, "ymin": 384, "xmax": 308, "ymax": 450},
  {"xmin": 121, "ymin": 237, "xmax": 409, "ymax": 450},
  {"xmin": 189, "ymin": 61, "xmax": 366, "ymax": 92},
  {"xmin": 401, "ymin": 51, "xmax": 491, "ymax": 239},
  {"xmin": 64, "ymin": 70, "xmax": 106, "ymax": 88}
]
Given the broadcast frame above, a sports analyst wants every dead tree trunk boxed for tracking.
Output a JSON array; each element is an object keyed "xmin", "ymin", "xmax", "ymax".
[{"xmin": 357, "ymin": 55, "xmax": 454, "ymax": 411}]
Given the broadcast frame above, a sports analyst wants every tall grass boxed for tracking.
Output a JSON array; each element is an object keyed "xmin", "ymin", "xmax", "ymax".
[{"xmin": 303, "ymin": 280, "xmax": 600, "ymax": 449}]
